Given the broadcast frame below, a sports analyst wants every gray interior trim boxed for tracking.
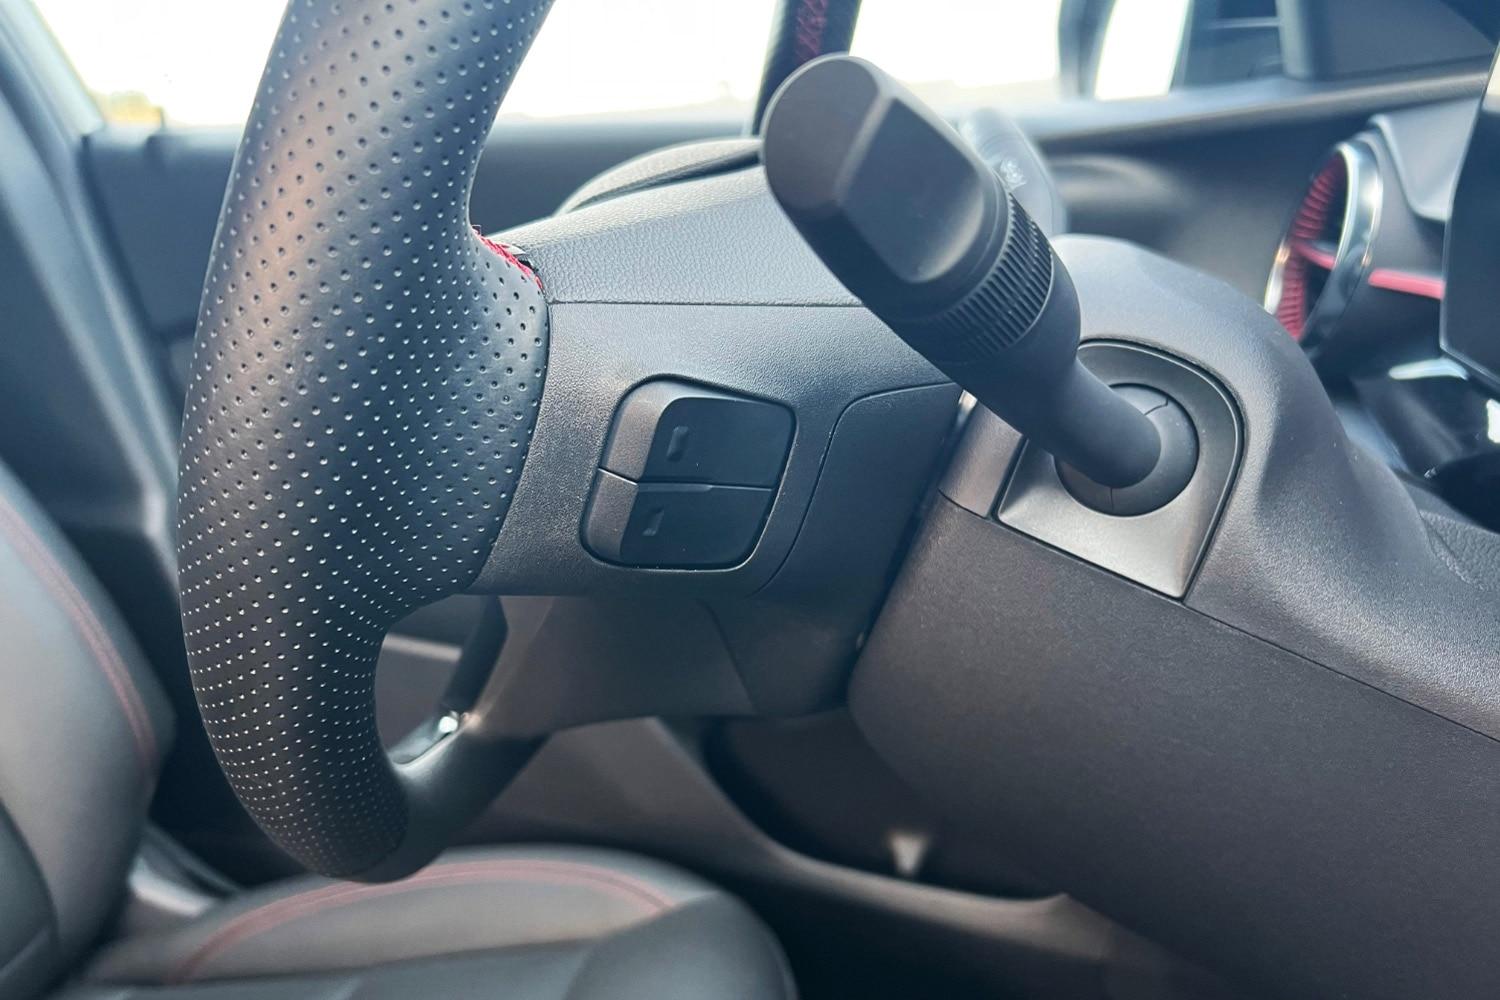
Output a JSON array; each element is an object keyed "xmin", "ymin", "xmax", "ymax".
[{"xmin": 1019, "ymin": 68, "xmax": 1487, "ymax": 152}]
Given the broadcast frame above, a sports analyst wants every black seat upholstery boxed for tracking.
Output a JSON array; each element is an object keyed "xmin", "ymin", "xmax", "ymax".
[
  {"xmin": 59, "ymin": 846, "xmax": 792, "ymax": 999},
  {"xmin": 0, "ymin": 463, "xmax": 793, "ymax": 999}
]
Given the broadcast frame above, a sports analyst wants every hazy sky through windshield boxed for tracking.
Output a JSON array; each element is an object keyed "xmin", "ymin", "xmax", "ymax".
[{"xmin": 34, "ymin": 0, "xmax": 1063, "ymax": 125}]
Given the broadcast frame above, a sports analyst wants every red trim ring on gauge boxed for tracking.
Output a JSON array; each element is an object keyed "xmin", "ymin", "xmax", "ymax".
[{"xmin": 1264, "ymin": 139, "xmax": 1382, "ymax": 346}]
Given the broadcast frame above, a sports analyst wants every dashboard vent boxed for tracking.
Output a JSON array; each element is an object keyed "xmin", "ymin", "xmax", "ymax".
[
  {"xmin": 1265, "ymin": 140, "xmax": 1380, "ymax": 346},
  {"xmin": 1272, "ymin": 155, "xmax": 1346, "ymax": 340}
]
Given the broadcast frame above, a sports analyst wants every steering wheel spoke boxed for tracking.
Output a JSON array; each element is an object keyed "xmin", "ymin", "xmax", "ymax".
[
  {"xmin": 181, "ymin": 0, "xmax": 954, "ymax": 884},
  {"xmin": 180, "ymin": 0, "xmax": 555, "ymax": 879}
]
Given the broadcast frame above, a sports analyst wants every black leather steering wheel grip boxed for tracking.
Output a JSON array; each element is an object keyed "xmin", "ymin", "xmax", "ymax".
[{"xmin": 179, "ymin": 0, "xmax": 554, "ymax": 879}]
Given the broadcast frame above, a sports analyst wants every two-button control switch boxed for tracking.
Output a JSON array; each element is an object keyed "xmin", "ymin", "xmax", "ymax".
[{"xmin": 583, "ymin": 381, "xmax": 793, "ymax": 568}]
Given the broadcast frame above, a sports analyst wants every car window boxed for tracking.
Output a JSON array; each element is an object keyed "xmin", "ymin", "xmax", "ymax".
[
  {"xmin": 30, "ymin": 0, "xmax": 772, "ymax": 126},
  {"xmin": 853, "ymin": 0, "xmax": 1066, "ymax": 111},
  {"xmin": 31, "ymin": 0, "xmax": 1277, "ymax": 128}
]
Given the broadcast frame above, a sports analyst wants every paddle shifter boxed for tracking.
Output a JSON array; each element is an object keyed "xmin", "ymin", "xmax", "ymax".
[{"xmin": 763, "ymin": 56, "xmax": 1171, "ymax": 493}]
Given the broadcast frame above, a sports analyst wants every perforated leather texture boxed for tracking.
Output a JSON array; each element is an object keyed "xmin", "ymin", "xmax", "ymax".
[{"xmin": 178, "ymin": 0, "xmax": 553, "ymax": 876}]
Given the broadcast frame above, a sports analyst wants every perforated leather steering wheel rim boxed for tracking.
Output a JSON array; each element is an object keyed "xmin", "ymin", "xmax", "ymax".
[{"xmin": 179, "ymin": 0, "xmax": 555, "ymax": 880}]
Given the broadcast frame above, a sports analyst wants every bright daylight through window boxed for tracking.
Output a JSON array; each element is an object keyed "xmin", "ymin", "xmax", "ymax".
[{"xmin": 30, "ymin": 0, "xmax": 1102, "ymax": 127}]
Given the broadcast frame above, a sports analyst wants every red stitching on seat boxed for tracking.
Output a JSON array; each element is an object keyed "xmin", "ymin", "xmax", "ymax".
[
  {"xmin": 170, "ymin": 858, "xmax": 678, "ymax": 983},
  {"xmin": 0, "ymin": 497, "xmax": 157, "ymax": 777}
]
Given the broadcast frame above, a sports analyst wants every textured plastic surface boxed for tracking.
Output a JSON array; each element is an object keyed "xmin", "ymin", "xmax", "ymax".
[
  {"xmin": 471, "ymin": 385, "xmax": 963, "ymax": 737},
  {"xmin": 856, "ymin": 235, "xmax": 1500, "ymax": 997},
  {"xmin": 472, "ymin": 298, "xmax": 941, "ymax": 597},
  {"xmin": 700, "ymin": 383, "xmax": 961, "ymax": 717},
  {"xmin": 468, "ymin": 156, "xmax": 953, "ymax": 739},
  {"xmin": 500, "ymin": 166, "xmax": 856, "ymax": 308},
  {"xmin": 856, "ymin": 497, "xmax": 1500, "ymax": 1000},
  {"xmin": 179, "ymin": 0, "xmax": 553, "ymax": 878},
  {"xmin": 559, "ymin": 138, "xmax": 762, "ymax": 214}
]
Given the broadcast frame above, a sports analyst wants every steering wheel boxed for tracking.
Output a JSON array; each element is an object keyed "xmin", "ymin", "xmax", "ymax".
[
  {"xmin": 183, "ymin": 0, "xmax": 941, "ymax": 880},
  {"xmin": 179, "ymin": 0, "xmax": 556, "ymax": 879},
  {"xmin": 179, "ymin": 9, "xmax": 1500, "ymax": 998}
]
